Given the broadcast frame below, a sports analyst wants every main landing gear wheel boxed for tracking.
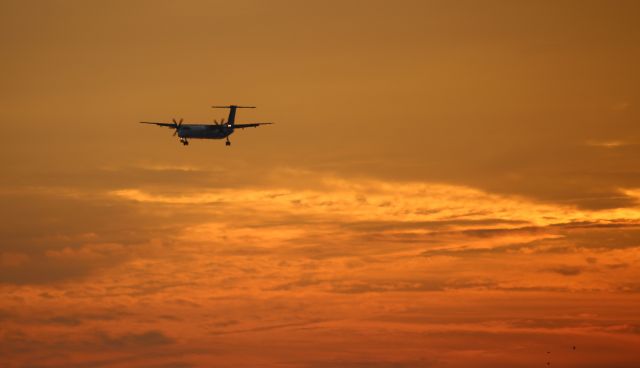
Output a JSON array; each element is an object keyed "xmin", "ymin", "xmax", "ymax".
[{"xmin": 225, "ymin": 137, "xmax": 231, "ymax": 146}]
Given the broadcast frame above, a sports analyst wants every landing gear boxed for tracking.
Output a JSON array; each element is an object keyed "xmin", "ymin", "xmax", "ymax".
[
  {"xmin": 225, "ymin": 137, "xmax": 231, "ymax": 146},
  {"xmin": 180, "ymin": 138, "xmax": 189, "ymax": 146}
]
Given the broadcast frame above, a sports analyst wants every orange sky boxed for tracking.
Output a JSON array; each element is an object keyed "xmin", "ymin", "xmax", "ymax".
[{"xmin": 1, "ymin": 1, "xmax": 640, "ymax": 367}]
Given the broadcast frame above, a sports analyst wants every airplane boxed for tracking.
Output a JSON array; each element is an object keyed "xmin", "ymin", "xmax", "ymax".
[{"xmin": 140, "ymin": 105, "xmax": 273, "ymax": 146}]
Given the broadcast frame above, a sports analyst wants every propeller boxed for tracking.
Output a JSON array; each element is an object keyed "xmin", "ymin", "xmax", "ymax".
[
  {"xmin": 213, "ymin": 118, "xmax": 225, "ymax": 128},
  {"xmin": 172, "ymin": 118, "xmax": 183, "ymax": 136}
]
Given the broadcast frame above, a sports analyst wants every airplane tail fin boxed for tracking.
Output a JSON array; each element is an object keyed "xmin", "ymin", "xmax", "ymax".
[{"xmin": 211, "ymin": 105, "xmax": 255, "ymax": 126}]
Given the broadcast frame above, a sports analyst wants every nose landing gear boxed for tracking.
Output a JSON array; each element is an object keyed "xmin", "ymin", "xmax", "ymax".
[
  {"xmin": 180, "ymin": 138, "xmax": 189, "ymax": 146},
  {"xmin": 225, "ymin": 137, "xmax": 231, "ymax": 146}
]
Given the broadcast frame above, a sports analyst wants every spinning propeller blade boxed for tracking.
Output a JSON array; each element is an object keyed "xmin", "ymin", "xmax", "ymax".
[{"xmin": 172, "ymin": 118, "xmax": 183, "ymax": 136}]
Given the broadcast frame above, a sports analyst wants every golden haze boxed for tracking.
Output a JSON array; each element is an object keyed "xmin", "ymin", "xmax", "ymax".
[{"xmin": 1, "ymin": 1, "xmax": 640, "ymax": 367}]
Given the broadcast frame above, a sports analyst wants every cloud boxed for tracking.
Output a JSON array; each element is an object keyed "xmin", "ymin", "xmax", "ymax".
[
  {"xmin": 44, "ymin": 316, "xmax": 83, "ymax": 326},
  {"xmin": 97, "ymin": 330, "xmax": 175, "ymax": 349},
  {"xmin": 209, "ymin": 320, "xmax": 324, "ymax": 336},
  {"xmin": 142, "ymin": 363, "xmax": 195, "ymax": 368},
  {"xmin": 586, "ymin": 140, "xmax": 628, "ymax": 148},
  {"xmin": 545, "ymin": 265, "xmax": 584, "ymax": 276},
  {"xmin": 2, "ymin": 170, "xmax": 640, "ymax": 367},
  {"xmin": 0, "ymin": 243, "xmax": 130, "ymax": 284},
  {"xmin": 340, "ymin": 218, "xmax": 528, "ymax": 233},
  {"xmin": 1, "ymin": 251, "xmax": 30, "ymax": 267},
  {"xmin": 330, "ymin": 280, "xmax": 446, "ymax": 294},
  {"xmin": 309, "ymin": 360, "xmax": 436, "ymax": 368}
]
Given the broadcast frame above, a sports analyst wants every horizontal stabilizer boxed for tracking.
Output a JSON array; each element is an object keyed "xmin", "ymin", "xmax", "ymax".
[{"xmin": 212, "ymin": 105, "xmax": 255, "ymax": 109}]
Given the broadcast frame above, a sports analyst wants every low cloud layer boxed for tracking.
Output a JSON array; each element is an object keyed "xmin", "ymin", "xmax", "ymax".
[{"xmin": 2, "ymin": 168, "xmax": 640, "ymax": 367}]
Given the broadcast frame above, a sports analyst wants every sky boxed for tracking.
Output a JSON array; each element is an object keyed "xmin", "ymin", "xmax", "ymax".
[{"xmin": 1, "ymin": 0, "xmax": 640, "ymax": 367}]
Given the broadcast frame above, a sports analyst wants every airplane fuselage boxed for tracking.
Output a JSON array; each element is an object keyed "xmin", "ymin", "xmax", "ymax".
[{"xmin": 177, "ymin": 124, "xmax": 233, "ymax": 139}]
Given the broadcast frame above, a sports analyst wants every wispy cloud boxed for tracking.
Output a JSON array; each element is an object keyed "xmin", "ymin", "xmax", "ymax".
[{"xmin": 586, "ymin": 140, "xmax": 628, "ymax": 148}]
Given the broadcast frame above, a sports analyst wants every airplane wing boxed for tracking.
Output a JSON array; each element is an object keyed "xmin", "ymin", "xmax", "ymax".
[
  {"xmin": 234, "ymin": 123, "xmax": 274, "ymax": 129},
  {"xmin": 140, "ymin": 122, "xmax": 176, "ymax": 128}
]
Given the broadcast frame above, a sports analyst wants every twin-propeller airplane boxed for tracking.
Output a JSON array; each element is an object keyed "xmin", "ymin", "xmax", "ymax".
[{"xmin": 140, "ymin": 105, "xmax": 273, "ymax": 146}]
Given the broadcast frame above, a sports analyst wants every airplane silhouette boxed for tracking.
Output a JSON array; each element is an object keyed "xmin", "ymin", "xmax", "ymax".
[{"xmin": 141, "ymin": 105, "xmax": 273, "ymax": 146}]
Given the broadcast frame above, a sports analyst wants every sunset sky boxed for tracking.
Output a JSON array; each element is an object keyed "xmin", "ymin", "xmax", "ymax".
[{"xmin": 2, "ymin": 1, "xmax": 640, "ymax": 367}]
